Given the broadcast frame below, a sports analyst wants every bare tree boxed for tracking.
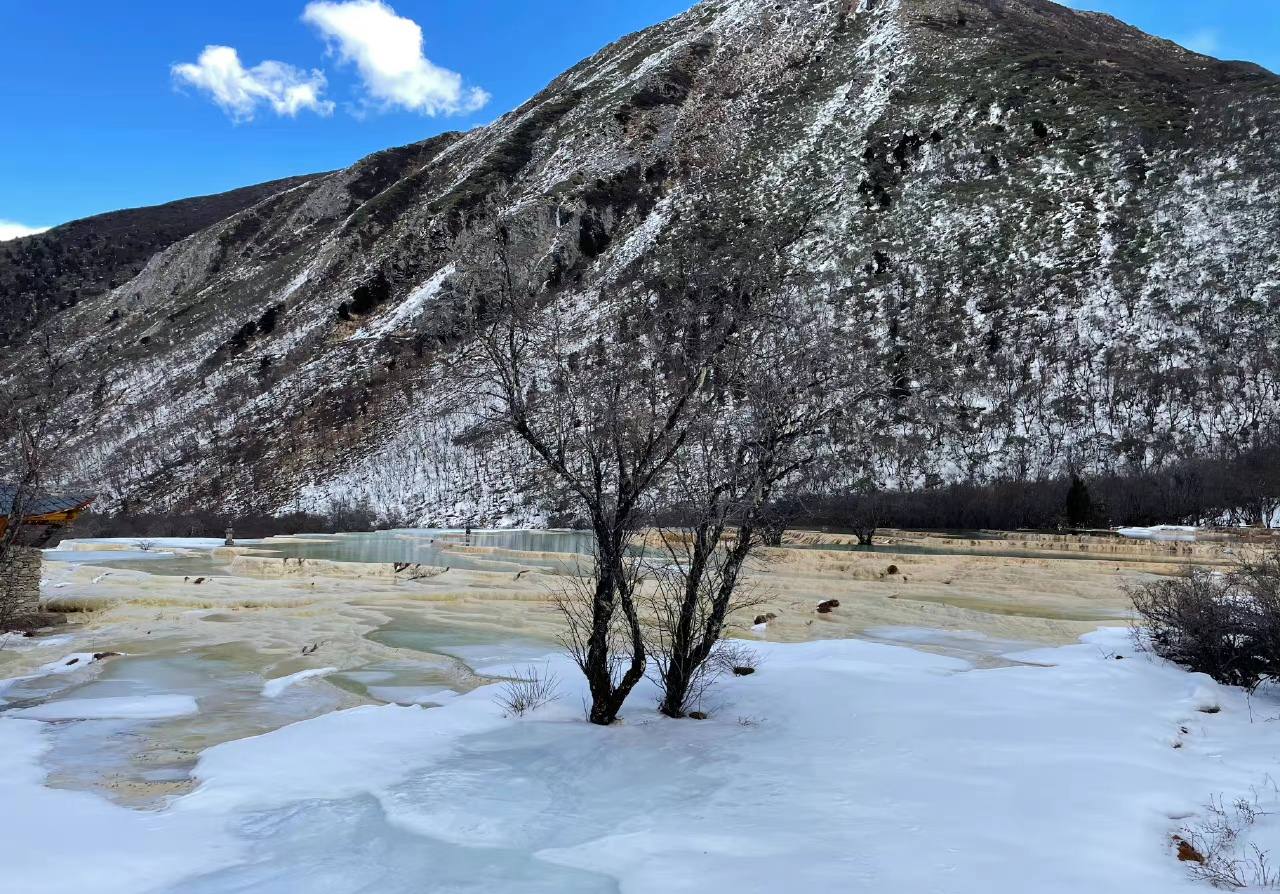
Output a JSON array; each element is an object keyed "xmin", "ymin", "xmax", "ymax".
[
  {"xmin": 645, "ymin": 542, "xmax": 767, "ymax": 716},
  {"xmin": 848, "ymin": 488, "xmax": 890, "ymax": 546},
  {"xmin": 452, "ymin": 202, "xmax": 760, "ymax": 725},
  {"xmin": 645, "ymin": 277, "xmax": 873, "ymax": 717},
  {"xmin": 1234, "ymin": 439, "xmax": 1280, "ymax": 528}
]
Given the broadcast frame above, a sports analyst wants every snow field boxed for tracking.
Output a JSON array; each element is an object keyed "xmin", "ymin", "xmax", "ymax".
[{"xmin": 2, "ymin": 628, "xmax": 1279, "ymax": 892}]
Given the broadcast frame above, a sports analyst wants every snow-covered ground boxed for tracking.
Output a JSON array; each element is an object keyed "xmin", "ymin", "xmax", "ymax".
[{"xmin": 3, "ymin": 628, "xmax": 1279, "ymax": 893}]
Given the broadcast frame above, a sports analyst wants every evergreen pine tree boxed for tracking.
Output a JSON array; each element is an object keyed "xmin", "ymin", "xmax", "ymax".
[{"xmin": 1065, "ymin": 474, "xmax": 1092, "ymax": 529}]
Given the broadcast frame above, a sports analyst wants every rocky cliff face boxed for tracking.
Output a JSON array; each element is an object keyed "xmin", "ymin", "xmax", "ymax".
[{"xmin": 8, "ymin": 0, "xmax": 1280, "ymax": 524}]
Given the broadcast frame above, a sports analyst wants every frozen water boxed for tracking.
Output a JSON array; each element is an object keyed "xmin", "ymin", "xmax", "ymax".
[
  {"xmin": 161, "ymin": 794, "xmax": 616, "ymax": 894},
  {"xmin": 50, "ymin": 529, "xmax": 598, "ymax": 577},
  {"xmin": 12, "ymin": 695, "xmax": 198, "ymax": 721},
  {"xmin": 1, "ymin": 646, "xmax": 350, "ymax": 805},
  {"xmin": 262, "ymin": 667, "xmax": 337, "ymax": 698},
  {"xmin": 365, "ymin": 685, "xmax": 458, "ymax": 705},
  {"xmin": 365, "ymin": 613, "xmax": 558, "ymax": 675},
  {"xmin": 862, "ymin": 625, "xmax": 1043, "ymax": 663},
  {"xmin": 1117, "ymin": 525, "xmax": 1199, "ymax": 541},
  {"xmin": 43, "ymin": 549, "xmax": 178, "ymax": 563}
]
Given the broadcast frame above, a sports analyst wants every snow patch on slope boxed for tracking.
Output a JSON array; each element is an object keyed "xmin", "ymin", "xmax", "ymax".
[{"xmin": 353, "ymin": 264, "xmax": 456, "ymax": 340}]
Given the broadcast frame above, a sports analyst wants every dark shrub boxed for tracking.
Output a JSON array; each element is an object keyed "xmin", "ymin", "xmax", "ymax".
[
  {"xmin": 349, "ymin": 272, "xmax": 392, "ymax": 317},
  {"xmin": 72, "ymin": 500, "xmax": 382, "ymax": 541},
  {"xmin": 1130, "ymin": 552, "xmax": 1280, "ymax": 691}
]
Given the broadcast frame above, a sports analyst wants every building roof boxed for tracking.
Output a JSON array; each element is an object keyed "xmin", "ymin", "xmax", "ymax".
[{"xmin": 0, "ymin": 484, "xmax": 95, "ymax": 520}]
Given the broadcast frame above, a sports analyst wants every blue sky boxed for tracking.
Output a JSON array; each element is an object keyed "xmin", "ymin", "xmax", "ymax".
[{"xmin": 1, "ymin": 0, "xmax": 1276, "ymax": 237}]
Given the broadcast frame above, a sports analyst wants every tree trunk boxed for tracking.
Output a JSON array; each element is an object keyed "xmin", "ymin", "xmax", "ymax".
[
  {"xmin": 582, "ymin": 524, "xmax": 647, "ymax": 726},
  {"xmin": 658, "ymin": 665, "xmax": 694, "ymax": 718},
  {"xmin": 658, "ymin": 524, "xmax": 755, "ymax": 718}
]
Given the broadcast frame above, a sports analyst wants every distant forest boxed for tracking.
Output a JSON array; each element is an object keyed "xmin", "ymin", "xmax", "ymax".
[
  {"xmin": 69, "ymin": 504, "xmax": 383, "ymax": 542},
  {"xmin": 782, "ymin": 440, "xmax": 1280, "ymax": 535}
]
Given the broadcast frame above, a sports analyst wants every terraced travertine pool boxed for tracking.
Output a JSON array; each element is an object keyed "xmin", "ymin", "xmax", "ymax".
[
  {"xmin": 50, "ymin": 529, "xmax": 599, "ymax": 577},
  {"xmin": 52, "ymin": 526, "xmax": 1212, "ymax": 580}
]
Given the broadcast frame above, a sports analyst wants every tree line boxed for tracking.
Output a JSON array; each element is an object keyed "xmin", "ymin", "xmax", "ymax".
[{"xmin": 775, "ymin": 442, "xmax": 1280, "ymax": 539}]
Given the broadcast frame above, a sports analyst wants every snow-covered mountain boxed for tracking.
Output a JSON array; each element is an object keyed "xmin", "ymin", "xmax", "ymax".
[{"xmin": 6, "ymin": 0, "xmax": 1279, "ymax": 524}]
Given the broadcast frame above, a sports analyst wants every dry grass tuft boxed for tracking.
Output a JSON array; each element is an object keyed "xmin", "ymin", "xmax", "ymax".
[{"xmin": 495, "ymin": 665, "xmax": 560, "ymax": 717}]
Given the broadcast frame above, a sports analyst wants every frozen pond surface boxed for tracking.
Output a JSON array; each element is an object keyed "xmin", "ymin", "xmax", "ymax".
[
  {"xmin": 43, "ymin": 548, "xmax": 184, "ymax": 564},
  {"xmin": 62, "ymin": 529, "xmax": 598, "ymax": 577},
  {"xmin": 245, "ymin": 529, "xmax": 596, "ymax": 571},
  {"xmin": 366, "ymin": 612, "xmax": 561, "ymax": 674},
  {"xmin": 159, "ymin": 793, "xmax": 618, "ymax": 894},
  {"xmin": 15, "ymin": 527, "xmax": 1151, "ymax": 806},
  {"xmin": 0, "ymin": 643, "xmax": 352, "ymax": 802},
  {"xmin": 861, "ymin": 626, "xmax": 1045, "ymax": 665},
  {"xmin": 13, "ymin": 532, "xmax": 1253, "ymax": 891}
]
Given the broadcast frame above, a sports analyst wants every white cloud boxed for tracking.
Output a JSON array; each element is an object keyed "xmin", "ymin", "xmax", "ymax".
[
  {"xmin": 173, "ymin": 45, "xmax": 335, "ymax": 122},
  {"xmin": 0, "ymin": 220, "xmax": 50, "ymax": 242},
  {"xmin": 1181, "ymin": 28, "xmax": 1222, "ymax": 57},
  {"xmin": 302, "ymin": 0, "xmax": 489, "ymax": 116}
]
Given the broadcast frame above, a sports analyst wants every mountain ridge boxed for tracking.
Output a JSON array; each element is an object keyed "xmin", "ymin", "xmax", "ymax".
[{"xmin": 0, "ymin": 175, "xmax": 324, "ymax": 348}]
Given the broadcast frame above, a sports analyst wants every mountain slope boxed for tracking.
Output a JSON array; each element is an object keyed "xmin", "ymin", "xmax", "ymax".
[
  {"xmin": 0, "ymin": 176, "xmax": 323, "ymax": 347},
  {"xmin": 10, "ymin": 0, "xmax": 1280, "ymax": 523}
]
